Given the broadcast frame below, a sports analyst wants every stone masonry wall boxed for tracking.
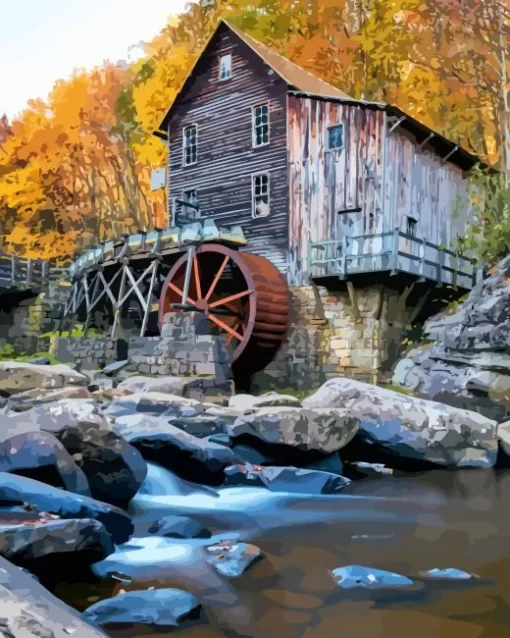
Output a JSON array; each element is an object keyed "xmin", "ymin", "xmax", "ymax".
[
  {"xmin": 127, "ymin": 313, "xmax": 222, "ymax": 376},
  {"xmin": 51, "ymin": 337, "xmax": 120, "ymax": 370},
  {"xmin": 47, "ymin": 312, "xmax": 230, "ymax": 376},
  {"xmin": 251, "ymin": 284, "xmax": 413, "ymax": 393}
]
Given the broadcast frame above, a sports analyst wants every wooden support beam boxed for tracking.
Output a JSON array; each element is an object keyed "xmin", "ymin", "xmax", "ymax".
[
  {"xmin": 111, "ymin": 266, "xmax": 127, "ymax": 338},
  {"xmin": 388, "ymin": 115, "xmax": 406, "ymax": 133},
  {"xmin": 140, "ymin": 261, "xmax": 159, "ymax": 337},
  {"xmin": 419, "ymin": 132, "xmax": 434, "ymax": 149},
  {"xmin": 396, "ymin": 283, "xmax": 415, "ymax": 315},
  {"xmin": 408, "ymin": 287, "xmax": 433, "ymax": 325},
  {"xmin": 346, "ymin": 281, "xmax": 361, "ymax": 322}
]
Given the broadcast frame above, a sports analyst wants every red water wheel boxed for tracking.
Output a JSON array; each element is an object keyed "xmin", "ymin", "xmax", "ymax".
[{"xmin": 158, "ymin": 244, "xmax": 289, "ymax": 376}]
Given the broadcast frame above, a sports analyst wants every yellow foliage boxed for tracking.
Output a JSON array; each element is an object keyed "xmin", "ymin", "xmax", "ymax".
[{"xmin": 0, "ymin": 0, "xmax": 506, "ymax": 260}]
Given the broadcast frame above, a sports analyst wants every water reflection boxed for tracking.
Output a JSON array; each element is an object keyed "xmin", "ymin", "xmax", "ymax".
[{"xmin": 55, "ymin": 468, "xmax": 510, "ymax": 638}]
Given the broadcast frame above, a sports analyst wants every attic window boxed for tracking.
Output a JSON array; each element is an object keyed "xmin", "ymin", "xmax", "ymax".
[
  {"xmin": 327, "ymin": 124, "xmax": 344, "ymax": 150},
  {"xmin": 253, "ymin": 103, "xmax": 269, "ymax": 147},
  {"xmin": 219, "ymin": 54, "xmax": 232, "ymax": 80},
  {"xmin": 182, "ymin": 124, "xmax": 198, "ymax": 166}
]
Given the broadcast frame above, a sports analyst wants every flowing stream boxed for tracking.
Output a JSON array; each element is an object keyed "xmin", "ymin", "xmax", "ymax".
[{"xmin": 53, "ymin": 463, "xmax": 510, "ymax": 638}]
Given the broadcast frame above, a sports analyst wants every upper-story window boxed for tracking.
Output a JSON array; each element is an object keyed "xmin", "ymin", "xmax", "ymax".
[
  {"xmin": 252, "ymin": 172, "xmax": 270, "ymax": 218},
  {"xmin": 182, "ymin": 124, "xmax": 198, "ymax": 166},
  {"xmin": 219, "ymin": 54, "xmax": 232, "ymax": 80},
  {"xmin": 252, "ymin": 103, "xmax": 269, "ymax": 147},
  {"xmin": 327, "ymin": 124, "xmax": 344, "ymax": 151}
]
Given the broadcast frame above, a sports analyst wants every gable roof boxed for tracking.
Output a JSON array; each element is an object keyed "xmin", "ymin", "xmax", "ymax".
[
  {"xmin": 224, "ymin": 21, "xmax": 355, "ymax": 102},
  {"xmin": 155, "ymin": 19, "xmax": 379, "ymax": 139},
  {"xmin": 154, "ymin": 19, "xmax": 481, "ymax": 171}
]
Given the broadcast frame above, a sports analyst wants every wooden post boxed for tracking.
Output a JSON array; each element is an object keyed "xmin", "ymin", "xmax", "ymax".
[
  {"xmin": 83, "ymin": 273, "xmax": 100, "ymax": 337},
  {"xmin": 339, "ymin": 236, "xmax": 348, "ymax": 279},
  {"xmin": 390, "ymin": 227, "xmax": 400, "ymax": 275},
  {"xmin": 11, "ymin": 255, "xmax": 15, "ymax": 285},
  {"xmin": 140, "ymin": 261, "xmax": 159, "ymax": 337},
  {"xmin": 26, "ymin": 258, "xmax": 32, "ymax": 285},
  {"xmin": 419, "ymin": 237, "xmax": 426, "ymax": 281},
  {"xmin": 112, "ymin": 266, "xmax": 127, "ymax": 338},
  {"xmin": 436, "ymin": 249, "xmax": 444, "ymax": 287},
  {"xmin": 181, "ymin": 245, "xmax": 196, "ymax": 305}
]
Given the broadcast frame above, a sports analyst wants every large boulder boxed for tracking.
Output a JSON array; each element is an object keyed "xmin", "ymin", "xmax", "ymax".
[
  {"xmin": 113, "ymin": 414, "xmax": 234, "ymax": 486},
  {"xmin": 223, "ymin": 464, "xmax": 351, "ymax": 495},
  {"xmin": 83, "ymin": 588, "xmax": 201, "ymax": 631},
  {"xmin": 103, "ymin": 391, "xmax": 201, "ymax": 418},
  {"xmin": 303, "ymin": 378, "xmax": 498, "ymax": 468},
  {"xmin": 0, "ymin": 518, "xmax": 114, "ymax": 570},
  {"xmin": 0, "ymin": 398, "xmax": 109, "ymax": 442},
  {"xmin": 0, "ymin": 361, "xmax": 88, "ymax": 396},
  {"xmin": 228, "ymin": 407, "xmax": 360, "ymax": 454},
  {"xmin": 0, "ymin": 473, "xmax": 133, "ymax": 544},
  {"xmin": 393, "ymin": 257, "xmax": 510, "ymax": 421},
  {"xmin": 0, "ymin": 556, "xmax": 108, "ymax": 637},
  {"xmin": 0, "ymin": 431, "xmax": 90, "ymax": 495},
  {"xmin": 57, "ymin": 422, "xmax": 147, "ymax": 508}
]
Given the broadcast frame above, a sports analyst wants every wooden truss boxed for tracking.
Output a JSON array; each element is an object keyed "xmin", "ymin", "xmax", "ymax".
[{"xmin": 60, "ymin": 259, "xmax": 161, "ymax": 338}]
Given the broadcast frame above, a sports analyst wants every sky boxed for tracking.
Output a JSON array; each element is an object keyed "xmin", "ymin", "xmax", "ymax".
[{"xmin": 0, "ymin": 0, "xmax": 191, "ymax": 119}]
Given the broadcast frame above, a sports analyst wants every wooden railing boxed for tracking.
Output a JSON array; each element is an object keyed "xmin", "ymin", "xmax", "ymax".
[
  {"xmin": 308, "ymin": 229, "xmax": 479, "ymax": 290},
  {"xmin": 0, "ymin": 253, "xmax": 62, "ymax": 289}
]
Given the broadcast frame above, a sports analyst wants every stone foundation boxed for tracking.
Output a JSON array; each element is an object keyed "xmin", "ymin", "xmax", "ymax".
[
  {"xmin": 48, "ymin": 313, "xmax": 231, "ymax": 377},
  {"xmin": 251, "ymin": 284, "xmax": 413, "ymax": 392}
]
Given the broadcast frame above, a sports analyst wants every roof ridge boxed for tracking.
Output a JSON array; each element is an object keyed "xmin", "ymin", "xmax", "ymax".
[{"xmin": 221, "ymin": 18, "xmax": 355, "ymax": 99}]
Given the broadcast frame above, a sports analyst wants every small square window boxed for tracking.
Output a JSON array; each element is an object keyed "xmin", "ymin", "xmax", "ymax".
[
  {"xmin": 327, "ymin": 124, "xmax": 344, "ymax": 150},
  {"xmin": 219, "ymin": 54, "xmax": 232, "ymax": 80},
  {"xmin": 252, "ymin": 173, "xmax": 270, "ymax": 218},
  {"xmin": 252, "ymin": 104, "xmax": 269, "ymax": 147},
  {"xmin": 182, "ymin": 125, "xmax": 197, "ymax": 166},
  {"xmin": 407, "ymin": 217, "xmax": 417, "ymax": 237}
]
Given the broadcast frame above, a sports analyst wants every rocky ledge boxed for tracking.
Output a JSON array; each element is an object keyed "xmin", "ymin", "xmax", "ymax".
[{"xmin": 393, "ymin": 255, "xmax": 510, "ymax": 423}]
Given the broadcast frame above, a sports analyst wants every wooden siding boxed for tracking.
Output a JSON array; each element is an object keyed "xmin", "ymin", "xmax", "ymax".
[
  {"xmin": 287, "ymin": 96, "xmax": 385, "ymax": 286},
  {"xmin": 383, "ymin": 129, "xmax": 471, "ymax": 250},
  {"xmin": 167, "ymin": 24, "xmax": 289, "ymax": 272}
]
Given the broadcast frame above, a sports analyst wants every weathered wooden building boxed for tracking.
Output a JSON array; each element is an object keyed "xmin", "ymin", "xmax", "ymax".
[{"xmin": 154, "ymin": 19, "xmax": 481, "ymax": 387}]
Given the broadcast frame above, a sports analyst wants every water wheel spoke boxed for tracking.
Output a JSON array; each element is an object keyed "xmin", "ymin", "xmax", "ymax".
[
  {"xmin": 193, "ymin": 255, "xmax": 202, "ymax": 299},
  {"xmin": 204, "ymin": 255, "xmax": 229, "ymax": 301},
  {"xmin": 209, "ymin": 313, "xmax": 244, "ymax": 341},
  {"xmin": 208, "ymin": 289, "xmax": 253, "ymax": 309},
  {"xmin": 168, "ymin": 281, "xmax": 196, "ymax": 305},
  {"xmin": 226, "ymin": 323, "xmax": 241, "ymax": 346}
]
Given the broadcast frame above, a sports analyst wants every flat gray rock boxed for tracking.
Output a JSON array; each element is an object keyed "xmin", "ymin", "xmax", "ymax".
[
  {"xmin": 83, "ymin": 587, "xmax": 201, "ymax": 629},
  {"xmin": 0, "ymin": 361, "xmax": 88, "ymax": 396},
  {"xmin": 229, "ymin": 407, "xmax": 360, "ymax": 454}
]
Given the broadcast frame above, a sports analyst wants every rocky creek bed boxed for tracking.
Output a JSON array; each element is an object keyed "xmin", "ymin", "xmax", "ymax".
[{"xmin": 1, "ymin": 360, "xmax": 510, "ymax": 637}]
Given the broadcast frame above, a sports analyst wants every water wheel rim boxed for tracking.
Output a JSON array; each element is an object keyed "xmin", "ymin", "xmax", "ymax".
[{"xmin": 158, "ymin": 244, "xmax": 257, "ymax": 363}]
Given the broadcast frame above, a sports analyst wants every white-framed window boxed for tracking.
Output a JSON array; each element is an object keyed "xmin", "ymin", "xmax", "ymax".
[
  {"xmin": 219, "ymin": 54, "xmax": 232, "ymax": 80},
  {"xmin": 252, "ymin": 173, "xmax": 270, "ymax": 218},
  {"xmin": 406, "ymin": 216, "xmax": 417, "ymax": 237},
  {"xmin": 182, "ymin": 124, "xmax": 198, "ymax": 166},
  {"xmin": 252, "ymin": 103, "xmax": 269, "ymax": 147},
  {"xmin": 327, "ymin": 124, "xmax": 344, "ymax": 151}
]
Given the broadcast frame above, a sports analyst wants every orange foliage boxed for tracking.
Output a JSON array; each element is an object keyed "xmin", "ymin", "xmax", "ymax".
[{"xmin": 0, "ymin": 0, "xmax": 507, "ymax": 260}]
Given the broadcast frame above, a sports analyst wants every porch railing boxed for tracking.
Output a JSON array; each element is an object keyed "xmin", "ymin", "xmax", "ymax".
[{"xmin": 308, "ymin": 229, "xmax": 479, "ymax": 289}]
